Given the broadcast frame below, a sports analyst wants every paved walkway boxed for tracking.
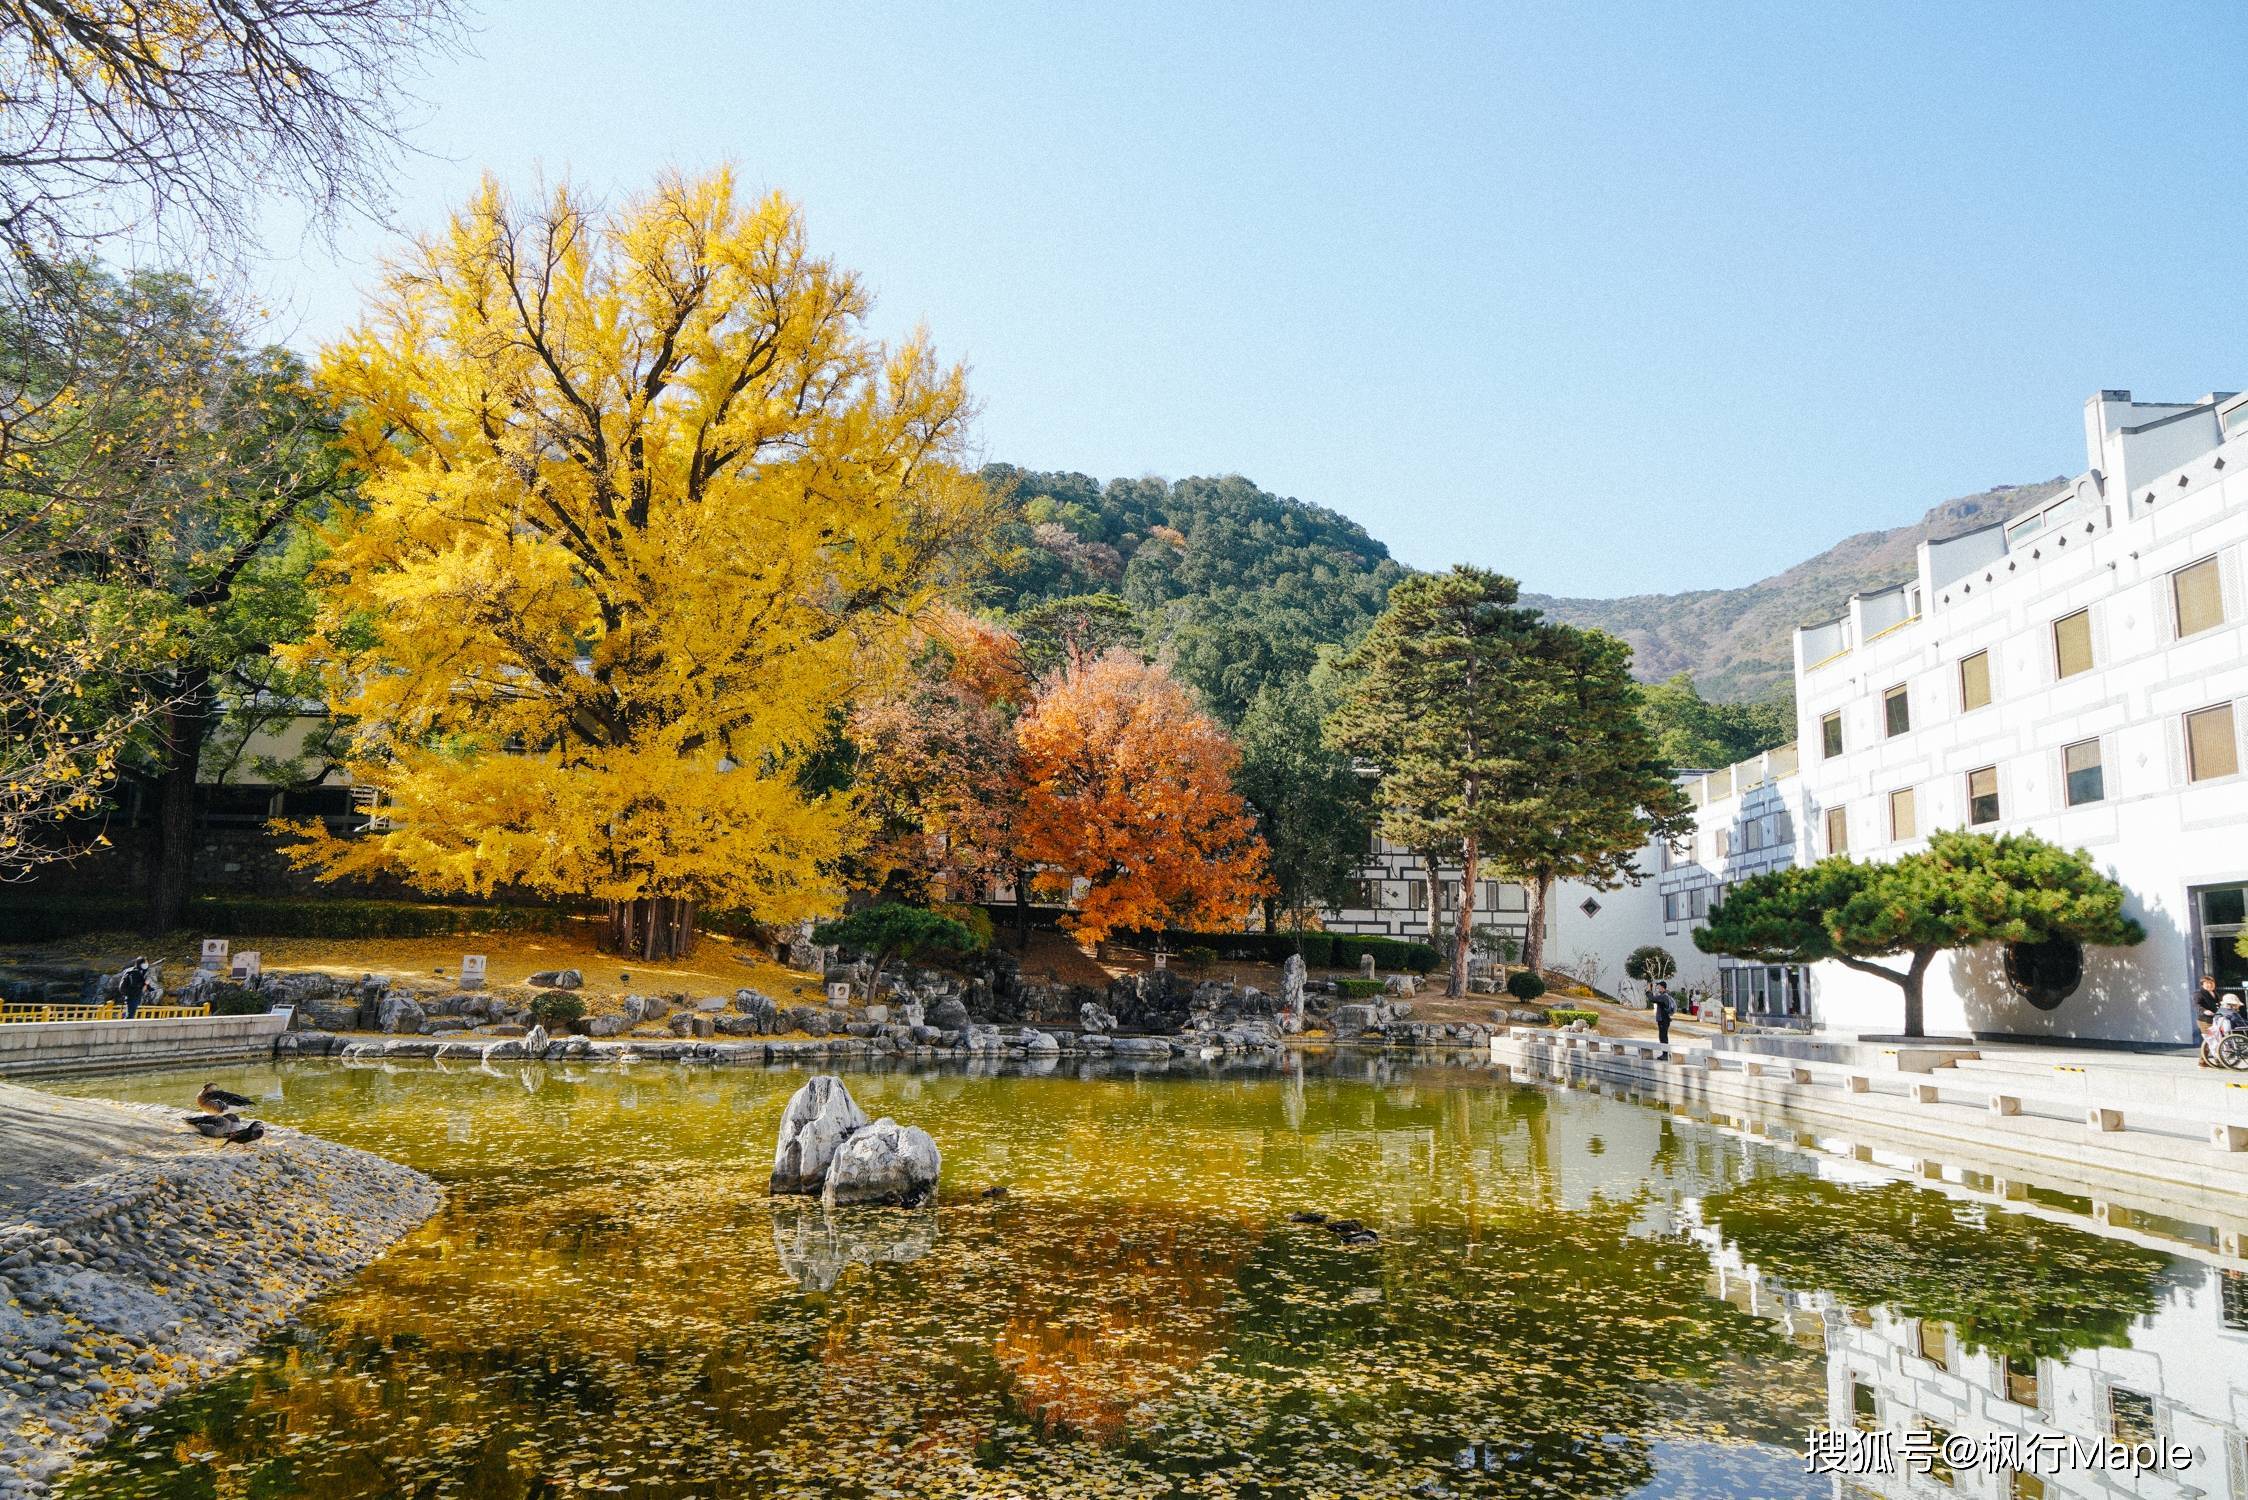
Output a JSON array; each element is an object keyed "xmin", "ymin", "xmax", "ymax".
[{"xmin": 0, "ymin": 1083, "xmax": 205, "ymax": 1214}]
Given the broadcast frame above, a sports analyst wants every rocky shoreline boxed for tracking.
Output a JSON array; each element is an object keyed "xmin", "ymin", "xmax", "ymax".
[{"xmin": 0, "ymin": 1085, "xmax": 440, "ymax": 1499}]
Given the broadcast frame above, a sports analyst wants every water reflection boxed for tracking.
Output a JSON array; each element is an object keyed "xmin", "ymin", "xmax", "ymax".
[
  {"xmin": 34, "ymin": 1058, "xmax": 2248, "ymax": 1500},
  {"xmin": 769, "ymin": 1200, "xmax": 937, "ymax": 1292}
]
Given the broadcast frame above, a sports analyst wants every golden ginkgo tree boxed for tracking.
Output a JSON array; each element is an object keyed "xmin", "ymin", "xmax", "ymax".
[{"xmin": 285, "ymin": 169, "xmax": 998, "ymax": 957}]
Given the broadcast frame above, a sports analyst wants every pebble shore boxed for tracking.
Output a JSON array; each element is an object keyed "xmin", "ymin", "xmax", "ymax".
[{"xmin": 0, "ymin": 1087, "xmax": 440, "ymax": 1498}]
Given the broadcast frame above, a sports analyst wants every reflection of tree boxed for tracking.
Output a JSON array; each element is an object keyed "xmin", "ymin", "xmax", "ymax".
[
  {"xmin": 1113, "ymin": 1202, "xmax": 1818, "ymax": 1499},
  {"xmin": 1703, "ymin": 1177, "xmax": 2169, "ymax": 1360}
]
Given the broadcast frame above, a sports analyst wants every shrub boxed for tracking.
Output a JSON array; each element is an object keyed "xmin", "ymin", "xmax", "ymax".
[
  {"xmin": 1336, "ymin": 978, "xmax": 1385, "ymax": 999},
  {"xmin": 1545, "ymin": 1007, "xmax": 1600, "ymax": 1029},
  {"xmin": 529, "ymin": 991, "xmax": 586, "ymax": 1030},
  {"xmin": 0, "ymin": 897, "xmax": 568, "ymax": 941},
  {"xmin": 1505, "ymin": 970, "xmax": 1548, "ymax": 1001},
  {"xmin": 1179, "ymin": 944, "xmax": 1219, "ymax": 973},
  {"xmin": 207, "ymin": 991, "xmax": 272, "ymax": 1016}
]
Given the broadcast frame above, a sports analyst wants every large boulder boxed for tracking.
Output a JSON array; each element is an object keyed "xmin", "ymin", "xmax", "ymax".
[
  {"xmin": 528, "ymin": 968, "xmax": 584, "ymax": 990},
  {"xmin": 770, "ymin": 1076, "xmax": 870, "ymax": 1195},
  {"xmin": 1107, "ymin": 967, "xmax": 1193, "ymax": 1034},
  {"xmin": 376, "ymin": 992, "xmax": 427, "ymax": 1035},
  {"xmin": 1332, "ymin": 1003, "xmax": 1385, "ymax": 1039},
  {"xmin": 1078, "ymin": 1000, "xmax": 1116, "ymax": 1035},
  {"xmin": 961, "ymin": 1024, "xmax": 1005, "ymax": 1054},
  {"xmin": 926, "ymin": 995, "xmax": 970, "ymax": 1031},
  {"xmin": 821, "ymin": 1118, "xmax": 941, "ymax": 1208},
  {"xmin": 734, "ymin": 989, "xmax": 779, "ymax": 1031}
]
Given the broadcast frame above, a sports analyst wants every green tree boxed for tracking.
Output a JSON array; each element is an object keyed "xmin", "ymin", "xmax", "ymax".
[
  {"xmin": 1695, "ymin": 830, "xmax": 2145, "ymax": 1037},
  {"xmin": 1638, "ymin": 673, "xmax": 1795, "ymax": 770},
  {"xmin": 1, "ymin": 268, "xmax": 343, "ymax": 923},
  {"xmin": 1328, "ymin": 568, "xmax": 1683, "ymax": 994},
  {"xmin": 1498, "ymin": 626, "xmax": 1692, "ymax": 976},
  {"xmin": 812, "ymin": 902, "xmax": 988, "ymax": 997},
  {"xmin": 1234, "ymin": 675, "xmax": 1372, "ymax": 934},
  {"xmin": 1011, "ymin": 593, "xmax": 1142, "ymax": 678},
  {"xmin": 1623, "ymin": 945, "xmax": 1676, "ymax": 987}
]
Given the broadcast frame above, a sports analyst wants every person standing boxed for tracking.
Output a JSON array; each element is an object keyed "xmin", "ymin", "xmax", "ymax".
[
  {"xmin": 1651, "ymin": 981, "xmax": 1674, "ymax": 1048},
  {"xmin": 119, "ymin": 957, "xmax": 149, "ymax": 1020},
  {"xmin": 2200, "ymin": 974, "xmax": 2222, "ymax": 1027}
]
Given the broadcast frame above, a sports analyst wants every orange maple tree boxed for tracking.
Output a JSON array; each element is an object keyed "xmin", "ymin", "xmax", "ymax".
[{"xmin": 1013, "ymin": 651, "xmax": 1271, "ymax": 943}]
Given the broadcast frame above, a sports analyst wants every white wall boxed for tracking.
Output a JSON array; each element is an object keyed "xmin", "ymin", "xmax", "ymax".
[{"xmin": 1795, "ymin": 393, "xmax": 2248, "ymax": 1044}]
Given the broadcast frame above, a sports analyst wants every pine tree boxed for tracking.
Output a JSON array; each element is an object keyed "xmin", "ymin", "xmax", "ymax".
[{"xmin": 1696, "ymin": 830, "xmax": 2146, "ymax": 1037}]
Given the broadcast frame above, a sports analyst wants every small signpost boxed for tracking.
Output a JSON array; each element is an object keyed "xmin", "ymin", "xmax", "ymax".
[
  {"xmin": 229, "ymin": 950, "xmax": 262, "ymax": 981},
  {"xmin": 198, "ymin": 939, "xmax": 229, "ymax": 974},
  {"xmin": 459, "ymin": 954, "xmax": 488, "ymax": 991},
  {"xmin": 826, "ymin": 981, "xmax": 852, "ymax": 1006}
]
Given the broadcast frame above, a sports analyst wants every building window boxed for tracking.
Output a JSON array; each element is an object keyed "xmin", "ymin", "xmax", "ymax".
[
  {"xmin": 2010, "ymin": 1471, "xmax": 2047, "ymax": 1499},
  {"xmin": 1959, "ymin": 649, "xmax": 1992, "ymax": 711},
  {"xmin": 2187, "ymin": 704, "xmax": 2240, "ymax": 782},
  {"xmin": 2109, "ymin": 1386, "xmax": 2158, "ymax": 1445},
  {"xmin": 1714, "ymin": 827, "xmax": 1731, "ymax": 858},
  {"xmin": 1663, "ymin": 892, "xmax": 1683, "ymax": 922},
  {"xmin": 1851, "ymin": 1379, "xmax": 1878, "ymax": 1432},
  {"xmin": 1889, "ymin": 787, "xmax": 1917, "ymax": 842},
  {"xmin": 1407, "ymin": 879, "xmax": 1427, "ymax": 911},
  {"xmin": 1966, "ymin": 766, "xmax": 2000, "ymax": 825},
  {"xmin": 1883, "ymin": 683, "xmax": 1911, "ymax": 737},
  {"xmin": 1825, "ymin": 806, "xmax": 1848, "ymax": 855},
  {"xmin": 1690, "ymin": 886, "xmax": 1710, "ymax": 920},
  {"xmin": 2004, "ymin": 1353, "xmax": 2040, "ymax": 1408},
  {"xmin": 2173, "ymin": 556, "xmax": 2226, "ymax": 638},
  {"xmin": 1920, "ymin": 1424, "xmax": 1957, "ymax": 1485},
  {"xmin": 2053, "ymin": 609, "xmax": 2093, "ymax": 679},
  {"xmin": 1820, "ymin": 711, "xmax": 1843, "ymax": 759},
  {"xmin": 2063, "ymin": 739, "xmax": 2104, "ymax": 805},
  {"xmin": 1773, "ymin": 809, "xmax": 1792, "ymax": 843}
]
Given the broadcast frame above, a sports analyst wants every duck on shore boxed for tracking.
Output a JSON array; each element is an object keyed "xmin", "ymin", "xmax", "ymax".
[
  {"xmin": 197, "ymin": 1083, "xmax": 255, "ymax": 1114},
  {"xmin": 182, "ymin": 1113, "xmax": 266, "ymax": 1145}
]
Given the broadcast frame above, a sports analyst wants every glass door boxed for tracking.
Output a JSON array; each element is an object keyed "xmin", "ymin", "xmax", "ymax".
[{"xmin": 2195, "ymin": 885, "xmax": 2248, "ymax": 995}]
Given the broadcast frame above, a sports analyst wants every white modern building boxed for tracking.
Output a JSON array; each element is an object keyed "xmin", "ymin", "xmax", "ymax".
[
  {"xmin": 1792, "ymin": 387, "xmax": 2248, "ymax": 1045},
  {"xmin": 1658, "ymin": 744, "xmax": 1809, "ymax": 1022},
  {"xmin": 1322, "ymin": 833, "xmax": 1662, "ymax": 992}
]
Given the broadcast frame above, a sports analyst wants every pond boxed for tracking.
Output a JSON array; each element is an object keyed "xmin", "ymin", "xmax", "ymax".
[{"xmin": 37, "ymin": 1056, "xmax": 2248, "ymax": 1499}]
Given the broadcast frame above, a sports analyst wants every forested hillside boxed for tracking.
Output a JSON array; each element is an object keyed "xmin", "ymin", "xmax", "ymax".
[{"xmin": 978, "ymin": 466, "xmax": 1407, "ymax": 724}]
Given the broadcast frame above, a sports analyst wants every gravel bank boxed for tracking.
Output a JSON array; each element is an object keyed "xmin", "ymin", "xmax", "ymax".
[{"xmin": 0, "ymin": 1084, "xmax": 439, "ymax": 1498}]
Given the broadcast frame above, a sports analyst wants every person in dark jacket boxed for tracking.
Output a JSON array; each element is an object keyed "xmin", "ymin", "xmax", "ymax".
[
  {"xmin": 1651, "ymin": 981, "xmax": 1675, "ymax": 1047},
  {"xmin": 119, "ymin": 958, "xmax": 149, "ymax": 1019}
]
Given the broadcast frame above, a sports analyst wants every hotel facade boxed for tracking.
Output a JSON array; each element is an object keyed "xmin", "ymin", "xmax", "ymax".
[{"xmin": 1323, "ymin": 385, "xmax": 2248, "ymax": 1047}]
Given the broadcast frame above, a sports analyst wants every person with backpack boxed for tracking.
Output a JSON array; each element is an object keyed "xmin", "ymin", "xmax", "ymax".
[
  {"xmin": 1651, "ymin": 981, "xmax": 1675, "ymax": 1048},
  {"xmin": 119, "ymin": 957, "xmax": 149, "ymax": 1019}
]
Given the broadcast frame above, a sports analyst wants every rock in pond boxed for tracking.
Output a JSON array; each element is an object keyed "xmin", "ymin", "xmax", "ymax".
[
  {"xmin": 822, "ymin": 1118, "xmax": 942, "ymax": 1209},
  {"xmin": 770, "ymin": 1076, "xmax": 870, "ymax": 1195}
]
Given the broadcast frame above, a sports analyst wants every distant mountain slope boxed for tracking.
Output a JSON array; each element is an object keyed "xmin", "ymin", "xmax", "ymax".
[{"xmin": 1523, "ymin": 479, "xmax": 2070, "ymax": 703}]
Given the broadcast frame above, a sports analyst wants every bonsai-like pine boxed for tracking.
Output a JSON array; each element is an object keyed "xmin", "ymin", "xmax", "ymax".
[
  {"xmin": 812, "ymin": 903, "xmax": 987, "ymax": 997},
  {"xmin": 1695, "ymin": 830, "xmax": 2144, "ymax": 1038},
  {"xmin": 1505, "ymin": 970, "xmax": 1548, "ymax": 1002},
  {"xmin": 1623, "ymin": 945, "xmax": 1676, "ymax": 986}
]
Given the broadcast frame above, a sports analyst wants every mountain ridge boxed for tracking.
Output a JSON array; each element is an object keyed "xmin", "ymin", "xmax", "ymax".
[{"xmin": 1522, "ymin": 478, "xmax": 2070, "ymax": 702}]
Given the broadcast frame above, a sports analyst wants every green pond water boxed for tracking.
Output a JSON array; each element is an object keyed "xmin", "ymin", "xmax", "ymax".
[{"xmin": 36, "ymin": 1056, "xmax": 2242, "ymax": 1500}]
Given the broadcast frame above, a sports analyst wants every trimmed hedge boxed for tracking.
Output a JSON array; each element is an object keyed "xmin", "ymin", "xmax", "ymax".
[
  {"xmin": 1545, "ymin": 1007, "xmax": 1600, "ymax": 1029},
  {"xmin": 0, "ymin": 897, "xmax": 567, "ymax": 942},
  {"xmin": 1335, "ymin": 978, "xmax": 1385, "ymax": 999},
  {"xmin": 1124, "ymin": 929, "xmax": 1441, "ymax": 975}
]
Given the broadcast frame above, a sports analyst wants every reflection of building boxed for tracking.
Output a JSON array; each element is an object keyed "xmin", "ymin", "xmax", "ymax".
[
  {"xmin": 1678, "ymin": 1186, "xmax": 2248, "ymax": 1499},
  {"xmin": 1818, "ymin": 1261, "xmax": 2248, "ymax": 1499},
  {"xmin": 1794, "ymin": 389, "xmax": 2248, "ymax": 1044}
]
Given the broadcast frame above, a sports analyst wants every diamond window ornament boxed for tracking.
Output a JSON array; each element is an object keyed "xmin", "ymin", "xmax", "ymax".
[{"xmin": 1578, "ymin": 897, "xmax": 1602, "ymax": 918}]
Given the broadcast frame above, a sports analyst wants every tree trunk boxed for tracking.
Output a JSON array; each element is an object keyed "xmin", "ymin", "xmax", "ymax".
[
  {"xmin": 1901, "ymin": 972, "xmax": 1925, "ymax": 1039},
  {"xmin": 1261, "ymin": 894, "xmax": 1277, "ymax": 936},
  {"xmin": 145, "ymin": 666, "xmax": 215, "ymax": 936},
  {"xmin": 1013, "ymin": 868, "xmax": 1032, "ymax": 951},
  {"xmin": 604, "ymin": 896, "xmax": 697, "ymax": 961},
  {"xmin": 1448, "ymin": 838, "xmax": 1477, "ymax": 998},
  {"xmin": 1420, "ymin": 850, "xmax": 1442, "ymax": 945},
  {"xmin": 1522, "ymin": 875, "xmax": 1550, "ymax": 978}
]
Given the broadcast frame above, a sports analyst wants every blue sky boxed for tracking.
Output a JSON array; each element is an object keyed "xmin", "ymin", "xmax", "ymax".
[{"xmin": 260, "ymin": 1, "xmax": 2248, "ymax": 597}]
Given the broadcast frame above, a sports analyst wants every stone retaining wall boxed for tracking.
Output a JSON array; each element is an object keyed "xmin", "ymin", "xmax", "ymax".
[{"xmin": 0, "ymin": 1012, "xmax": 293, "ymax": 1079}]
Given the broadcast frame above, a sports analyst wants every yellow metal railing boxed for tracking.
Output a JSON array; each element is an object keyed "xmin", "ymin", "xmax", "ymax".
[{"xmin": 0, "ymin": 1002, "xmax": 212, "ymax": 1024}]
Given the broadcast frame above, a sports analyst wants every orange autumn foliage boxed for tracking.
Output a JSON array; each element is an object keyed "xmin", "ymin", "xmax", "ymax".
[{"xmin": 1013, "ymin": 652, "xmax": 1271, "ymax": 943}]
